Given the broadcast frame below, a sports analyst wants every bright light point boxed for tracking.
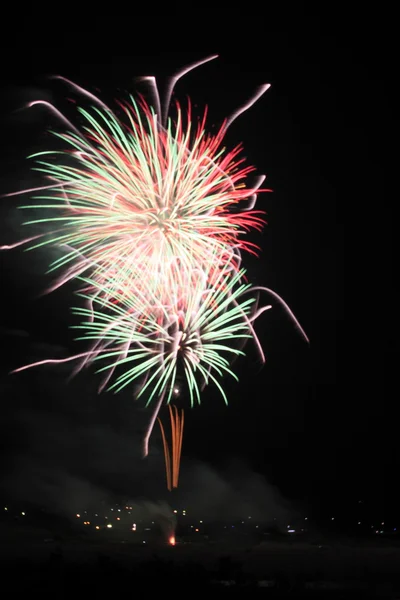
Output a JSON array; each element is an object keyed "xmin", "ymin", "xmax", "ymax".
[
  {"xmin": 107, "ymin": 524, "xmax": 112, "ymax": 529},
  {"xmin": 4, "ymin": 507, "xmax": 8, "ymax": 511},
  {"xmin": 116, "ymin": 518, "xmax": 120, "ymax": 521},
  {"xmin": 288, "ymin": 529, "xmax": 295, "ymax": 533},
  {"xmin": 173, "ymin": 510, "xmax": 177, "ymax": 514},
  {"xmin": 169, "ymin": 536, "xmax": 176, "ymax": 546},
  {"xmin": 200, "ymin": 520, "xmax": 203, "ymax": 524},
  {"xmin": 195, "ymin": 528, "xmax": 199, "ymax": 532},
  {"xmin": 76, "ymin": 514, "xmax": 80, "ymax": 518},
  {"xmin": 95, "ymin": 526, "xmax": 100, "ymax": 530},
  {"xmin": 173, "ymin": 388, "xmax": 179, "ymax": 395},
  {"xmin": 21, "ymin": 512, "xmax": 25, "ymax": 516},
  {"xmin": 331, "ymin": 517, "xmax": 335, "ymax": 521}
]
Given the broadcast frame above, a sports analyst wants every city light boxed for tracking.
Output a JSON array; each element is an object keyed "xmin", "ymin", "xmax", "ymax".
[{"xmin": 107, "ymin": 524, "xmax": 112, "ymax": 529}]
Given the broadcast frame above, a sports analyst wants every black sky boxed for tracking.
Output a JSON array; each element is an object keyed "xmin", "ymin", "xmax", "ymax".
[{"xmin": 0, "ymin": 19, "xmax": 395, "ymax": 520}]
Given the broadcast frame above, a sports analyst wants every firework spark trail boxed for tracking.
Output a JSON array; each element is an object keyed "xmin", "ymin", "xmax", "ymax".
[
  {"xmin": 158, "ymin": 405, "xmax": 184, "ymax": 490},
  {"xmin": 158, "ymin": 415, "xmax": 172, "ymax": 491}
]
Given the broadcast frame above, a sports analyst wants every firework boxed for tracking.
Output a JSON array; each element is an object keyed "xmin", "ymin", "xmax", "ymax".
[{"xmin": 3, "ymin": 57, "xmax": 309, "ymax": 475}]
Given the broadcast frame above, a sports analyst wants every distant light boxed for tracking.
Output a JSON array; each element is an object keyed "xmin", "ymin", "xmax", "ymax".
[
  {"xmin": 111, "ymin": 509, "xmax": 114, "ymax": 512},
  {"xmin": 241, "ymin": 521, "xmax": 245, "ymax": 524},
  {"xmin": 358, "ymin": 522, "xmax": 361, "ymax": 525},
  {"xmin": 288, "ymin": 529, "xmax": 295, "ymax": 533},
  {"xmin": 76, "ymin": 514, "xmax": 80, "ymax": 518},
  {"xmin": 173, "ymin": 388, "xmax": 179, "ymax": 395},
  {"xmin": 4, "ymin": 507, "xmax": 8, "ymax": 511},
  {"xmin": 173, "ymin": 510, "xmax": 178, "ymax": 514},
  {"xmin": 375, "ymin": 530, "xmax": 379, "ymax": 534},
  {"xmin": 256, "ymin": 525, "xmax": 259, "ymax": 529},
  {"xmin": 380, "ymin": 530, "xmax": 384, "ymax": 534},
  {"xmin": 143, "ymin": 541, "xmax": 146, "ymax": 544},
  {"xmin": 21, "ymin": 512, "xmax": 26, "ymax": 516},
  {"xmin": 118, "ymin": 509, "xmax": 121, "ymax": 512},
  {"xmin": 195, "ymin": 528, "xmax": 199, "ymax": 532},
  {"xmin": 169, "ymin": 536, "xmax": 176, "ymax": 546},
  {"xmin": 248, "ymin": 516, "xmax": 252, "ymax": 519},
  {"xmin": 381, "ymin": 522, "xmax": 384, "ymax": 526},
  {"xmin": 116, "ymin": 517, "xmax": 121, "ymax": 521},
  {"xmin": 95, "ymin": 514, "xmax": 98, "ymax": 517},
  {"xmin": 231, "ymin": 525, "xmax": 234, "ymax": 528},
  {"xmin": 305, "ymin": 517, "xmax": 308, "ymax": 521},
  {"xmin": 132, "ymin": 523, "xmax": 137, "ymax": 531},
  {"xmin": 95, "ymin": 526, "xmax": 100, "ymax": 530},
  {"xmin": 287, "ymin": 525, "xmax": 290, "ymax": 528},
  {"xmin": 331, "ymin": 517, "xmax": 335, "ymax": 521},
  {"xmin": 191, "ymin": 525, "xmax": 194, "ymax": 528},
  {"xmin": 107, "ymin": 524, "xmax": 112, "ymax": 529}
]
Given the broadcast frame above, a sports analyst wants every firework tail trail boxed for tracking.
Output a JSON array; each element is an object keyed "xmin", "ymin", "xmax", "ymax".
[
  {"xmin": 158, "ymin": 416, "xmax": 172, "ymax": 491},
  {"xmin": 158, "ymin": 405, "xmax": 184, "ymax": 490}
]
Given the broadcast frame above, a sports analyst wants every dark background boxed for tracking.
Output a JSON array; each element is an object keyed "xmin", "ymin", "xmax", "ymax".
[{"xmin": 0, "ymin": 18, "xmax": 394, "ymax": 526}]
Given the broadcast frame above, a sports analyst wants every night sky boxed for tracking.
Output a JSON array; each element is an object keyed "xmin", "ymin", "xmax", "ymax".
[{"xmin": 0, "ymin": 23, "xmax": 394, "ymax": 524}]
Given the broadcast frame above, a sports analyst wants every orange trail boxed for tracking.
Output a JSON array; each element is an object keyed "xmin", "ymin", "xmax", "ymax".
[
  {"xmin": 159, "ymin": 405, "xmax": 184, "ymax": 490},
  {"xmin": 157, "ymin": 416, "xmax": 172, "ymax": 491}
]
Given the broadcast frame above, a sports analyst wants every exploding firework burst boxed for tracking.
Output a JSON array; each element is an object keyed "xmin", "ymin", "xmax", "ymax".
[{"xmin": 2, "ymin": 56, "xmax": 308, "ymax": 473}]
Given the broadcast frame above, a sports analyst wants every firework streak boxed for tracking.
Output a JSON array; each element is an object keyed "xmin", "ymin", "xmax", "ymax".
[{"xmin": 158, "ymin": 406, "xmax": 184, "ymax": 491}]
